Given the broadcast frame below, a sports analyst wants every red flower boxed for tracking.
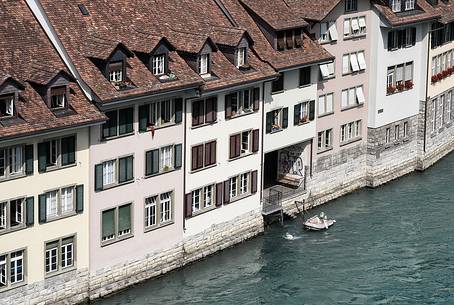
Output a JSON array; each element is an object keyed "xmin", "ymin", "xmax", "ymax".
[
  {"xmin": 387, "ymin": 85, "xmax": 396, "ymax": 94},
  {"xmin": 405, "ymin": 80, "xmax": 413, "ymax": 89},
  {"xmin": 396, "ymin": 82, "xmax": 405, "ymax": 91},
  {"xmin": 437, "ymin": 73, "xmax": 444, "ymax": 81},
  {"xmin": 442, "ymin": 70, "xmax": 449, "ymax": 78},
  {"xmin": 432, "ymin": 75, "xmax": 438, "ymax": 83}
]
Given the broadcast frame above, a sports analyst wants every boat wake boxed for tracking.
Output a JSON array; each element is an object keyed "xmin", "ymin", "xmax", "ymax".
[{"xmin": 283, "ymin": 232, "xmax": 302, "ymax": 240}]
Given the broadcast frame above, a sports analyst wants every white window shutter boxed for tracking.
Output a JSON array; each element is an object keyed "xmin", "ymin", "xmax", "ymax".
[
  {"xmin": 320, "ymin": 64, "xmax": 329, "ymax": 78},
  {"xmin": 342, "ymin": 55, "xmax": 349, "ymax": 74},
  {"xmin": 356, "ymin": 86, "xmax": 365, "ymax": 104},
  {"xmin": 318, "ymin": 96, "xmax": 325, "ymax": 114},
  {"xmin": 326, "ymin": 94, "xmax": 333, "ymax": 113},
  {"xmin": 341, "ymin": 90, "xmax": 348, "ymax": 108},
  {"xmin": 358, "ymin": 17, "xmax": 366, "ymax": 29},
  {"xmin": 357, "ymin": 52, "xmax": 366, "ymax": 70},
  {"xmin": 396, "ymin": 65, "xmax": 404, "ymax": 81},
  {"xmin": 348, "ymin": 88, "xmax": 355, "ymax": 105},
  {"xmin": 405, "ymin": 63, "xmax": 413, "ymax": 81},
  {"xmin": 344, "ymin": 19, "xmax": 350, "ymax": 35},
  {"xmin": 328, "ymin": 22, "xmax": 338, "ymax": 41},
  {"xmin": 327, "ymin": 62, "xmax": 335, "ymax": 75},
  {"xmin": 351, "ymin": 18, "xmax": 359, "ymax": 31},
  {"xmin": 350, "ymin": 53, "xmax": 359, "ymax": 72}
]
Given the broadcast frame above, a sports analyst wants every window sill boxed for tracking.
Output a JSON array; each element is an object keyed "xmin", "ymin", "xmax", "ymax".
[
  {"xmin": 191, "ymin": 121, "xmax": 218, "ymax": 130},
  {"xmin": 386, "ymin": 87, "xmax": 413, "ymax": 96},
  {"xmin": 341, "ymin": 103, "xmax": 364, "ymax": 112},
  {"xmin": 318, "ymin": 111, "xmax": 334, "ymax": 118},
  {"xmin": 0, "ymin": 281, "xmax": 27, "ymax": 293},
  {"xmin": 227, "ymin": 109, "xmax": 258, "ymax": 120},
  {"xmin": 296, "ymin": 120, "xmax": 313, "ymax": 126},
  {"xmin": 340, "ymin": 136, "xmax": 362, "ymax": 147},
  {"xmin": 41, "ymin": 162, "xmax": 77, "ymax": 174},
  {"xmin": 320, "ymin": 76, "xmax": 335, "ymax": 81},
  {"xmin": 0, "ymin": 224, "xmax": 27, "ymax": 236},
  {"xmin": 268, "ymin": 128, "xmax": 284, "ymax": 135},
  {"xmin": 271, "ymin": 90, "xmax": 285, "ymax": 95},
  {"xmin": 101, "ymin": 132, "xmax": 135, "ymax": 142},
  {"xmin": 298, "ymin": 83, "xmax": 313, "ymax": 89},
  {"xmin": 190, "ymin": 205, "xmax": 217, "ymax": 218},
  {"xmin": 320, "ymin": 40, "xmax": 337, "ymax": 45},
  {"xmin": 228, "ymin": 192, "xmax": 253, "ymax": 204},
  {"xmin": 45, "ymin": 266, "xmax": 77, "ymax": 279},
  {"xmin": 101, "ymin": 233, "xmax": 134, "ymax": 247},
  {"xmin": 139, "ymin": 122, "xmax": 180, "ymax": 134},
  {"xmin": 45, "ymin": 211, "xmax": 78, "ymax": 223},
  {"xmin": 144, "ymin": 220, "xmax": 174, "ymax": 233},
  {"xmin": 144, "ymin": 167, "xmax": 181, "ymax": 179},
  {"xmin": 342, "ymin": 69, "xmax": 365, "ymax": 77},
  {"xmin": 0, "ymin": 172, "xmax": 27, "ymax": 183},
  {"xmin": 317, "ymin": 147, "xmax": 333, "ymax": 154},
  {"xmin": 190, "ymin": 163, "xmax": 217, "ymax": 174},
  {"xmin": 228, "ymin": 152, "xmax": 257, "ymax": 162},
  {"xmin": 343, "ymin": 33, "xmax": 366, "ymax": 41},
  {"xmin": 98, "ymin": 179, "xmax": 135, "ymax": 192}
]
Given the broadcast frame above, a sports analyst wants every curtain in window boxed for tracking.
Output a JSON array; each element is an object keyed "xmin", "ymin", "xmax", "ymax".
[
  {"xmin": 46, "ymin": 191, "xmax": 58, "ymax": 218},
  {"xmin": 61, "ymin": 187, "xmax": 73, "ymax": 214}
]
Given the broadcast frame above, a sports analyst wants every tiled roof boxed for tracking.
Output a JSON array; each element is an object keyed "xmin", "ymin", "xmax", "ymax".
[
  {"xmin": 39, "ymin": 0, "xmax": 277, "ymax": 101},
  {"xmin": 218, "ymin": 0, "xmax": 334, "ymax": 70},
  {"xmin": 239, "ymin": 0, "xmax": 308, "ymax": 30},
  {"xmin": 0, "ymin": 1, "xmax": 105, "ymax": 140},
  {"xmin": 285, "ymin": 0, "xmax": 343, "ymax": 21},
  {"xmin": 431, "ymin": 0, "xmax": 454, "ymax": 24},
  {"xmin": 372, "ymin": 0, "xmax": 440, "ymax": 26}
]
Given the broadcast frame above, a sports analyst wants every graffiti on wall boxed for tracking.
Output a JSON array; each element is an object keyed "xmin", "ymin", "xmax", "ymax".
[{"xmin": 278, "ymin": 143, "xmax": 308, "ymax": 177}]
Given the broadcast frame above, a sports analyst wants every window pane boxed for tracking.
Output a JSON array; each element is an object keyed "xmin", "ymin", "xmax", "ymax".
[
  {"xmin": 46, "ymin": 191, "xmax": 58, "ymax": 218},
  {"xmin": 118, "ymin": 204, "xmax": 131, "ymax": 236},
  {"xmin": 0, "ymin": 202, "xmax": 6, "ymax": 230},
  {"xmin": 61, "ymin": 187, "xmax": 74, "ymax": 214},
  {"xmin": 145, "ymin": 197, "xmax": 157, "ymax": 227},
  {"xmin": 10, "ymin": 251, "xmax": 23, "ymax": 284},
  {"xmin": 160, "ymin": 192, "xmax": 172, "ymax": 223},
  {"xmin": 61, "ymin": 240, "xmax": 74, "ymax": 269},
  {"xmin": 102, "ymin": 209, "xmax": 115, "ymax": 241},
  {"xmin": 9, "ymin": 199, "xmax": 23, "ymax": 227},
  {"xmin": 9, "ymin": 146, "xmax": 23, "ymax": 175}
]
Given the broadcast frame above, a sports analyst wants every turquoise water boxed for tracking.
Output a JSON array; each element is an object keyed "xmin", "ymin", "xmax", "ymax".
[{"xmin": 96, "ymin": 154, "xmax": 454, "ymax": 305}]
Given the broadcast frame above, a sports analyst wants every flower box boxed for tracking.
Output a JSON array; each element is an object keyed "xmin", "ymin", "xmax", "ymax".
[
  {"xmin": 387, "ymin": 85, "xmax": 396, "ymax": 94},
  {"xmin": 405, "ymin": 80, "xmax": 414, "ymax": 89}
]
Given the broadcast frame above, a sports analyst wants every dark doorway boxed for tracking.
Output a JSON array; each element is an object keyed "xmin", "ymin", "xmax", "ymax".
[{"xmin": 264, "ymin": 150, "xmax": 278, "ymax": 188}]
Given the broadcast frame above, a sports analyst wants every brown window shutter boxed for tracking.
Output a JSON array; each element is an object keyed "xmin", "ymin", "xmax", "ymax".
[
  {"xmin": 253, "ymin": 88, "xmax": 260, "ymax": 111},
  {"xmin": 192, "ymin": 100, "xmax": 204, "ymax": 126},
  {"xmin": 204, "ymin": 142, "xmax": 211, "ymax": 166},
  {"xmin": 197, "ymin": 145, "xmax": 204, "ymax": 169},
  {"xmin": 185, "ymin": 193, "xmax": 193, "ymax": 218},
  {"xmin": 224, "ymin": 180, "xmax": 230, "ymax": 204},
  {"xmin": 235, "ymin": 134, "xmax": 241, "ymax": 157},
  {"xmin": 225, "ymin": 94, "xmax": 232, "ymax": 119},
  {"xmin": 251, "ymin": 170, "xmax": 258, "ymax": 193},
  {"xmin": 191, "ymin": 146, "xmax": 198, "ymax": 171},
  {"xmin": 216, "ymin": 182, "xmax": 223, "ymax": 207},
  {"xmin": 252, "ymin": 129, "xmax": 259, "ymax": 152},
  {"xmin": 211, "ymin": 141, "xmax": 217, "ymax": 164},
  {"xmin": 229, "ymin": 135, "xmax": 236, "ymax": 159},
  {"xmin": 286, "ymin": 30, "xmax": 294, "ymax": 49},
  {"xmin": 205, "ymin": 97, "xmax": 217, "ymax": 123}
]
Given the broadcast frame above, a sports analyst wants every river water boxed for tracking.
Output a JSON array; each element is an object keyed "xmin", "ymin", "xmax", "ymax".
[{"xmin": 96, "ymin": 154, "xmax": 454, "ymax": 305}]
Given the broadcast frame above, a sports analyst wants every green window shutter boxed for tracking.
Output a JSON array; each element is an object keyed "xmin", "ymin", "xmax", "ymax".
[
  {"xmin": 76, "ymin": 185, "xmax": 84, "ymax": 213},
  {"xmin": 26, "ymin": 197, "xmax": 34, "ymax": 226},
  {"xmin": 309, "ymin": 100, "xmax": 315, "ymax": 121},
  {"xmin": 25, "ymin": 145, "xmax": 34, "ymax": 175},
  {"xmin": 174, "ymin": 144, "xmax": 182, "ymax": 169},
  {"xmin": 61, "ymin": 136, "xmax": 76, "ymax": 166},
  {"xmin": 38, "ymin": 142, "xmax": 47, "ymax": 173},
  {"xmin": 138, "ymin": 104, "xmax": 149, "ymax": 132},
  {"xmin": 126, "ymin": 156, "xmax": 134, "ymax": 181},
  {"xmin": 282, "ymin": 107, "xmax": 289, "ymax": 129},
  {"xmin": 151, "ymin": 149, "xmax": 159, "ymax": 175},
  {"xmin": 118, "ymin": 204, "xmax": 131, "ymax": 233},
  {"xmin": 38, "ymin": 194, "xmax": 47, "ymax": 223},
  {"xmin": 119, "ymin": 157, "xmax": 127, "ymax": 183},
  {"xmin": 145, "ymin": 151, "xmax": 152, "ymax": 176},
  {"xmin": 294, "ymin": 104, "xmax": 300, "ymax": 126},
  {"xmin": 119, "ymin": 108, "xmax": 134, "ymax": 135},
  {"xmin": 102, "ymin": 209, "xmax": 115, "ymax": 240},
  {"xmin": 174, "ymin": 98, "xmax": 183, "ymax": 124},
  {"xmin": 95, "ymin": 164, "xmax": 104, "ymax": 191},
  {"xmin": 266, "ymin": 112, "xmax": 273, "ymax": 134},
  {"xmin": 103, "ymin": 110, "xmax": 118, "ymax": 138}
]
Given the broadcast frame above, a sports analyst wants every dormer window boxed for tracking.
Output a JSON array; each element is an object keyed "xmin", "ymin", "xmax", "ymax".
[
  {"xmin": 236, "ymin": 47, "xmax": 247, "ymax": 68},
  {"xmin": 199, "ymin": 54, "xmax": 210, "ymax": 75},
  {"xmin": 276, "ymin": 29, "xmax": 303, "ymax": 51},
  {"xmin": 405, "ymin": 0, "xmax": 415, "ymax": 10},
  {"xmin": 0, "ymin": 95, "xmax": 14, "ymax": 118},
  {"xmin": 108, "ymin": 61, "xmax": 124, "ymax": 83},
  {"xmin": 391, "ymin": 0, "xmax": 401, "ymax": 11},
  {"xmin": 50, "ymin": 86, "xmax": 67, "ymax": 109},
  {"xmin": 152, "ymin": 54, "xmax": 166, "ymax": 76}
]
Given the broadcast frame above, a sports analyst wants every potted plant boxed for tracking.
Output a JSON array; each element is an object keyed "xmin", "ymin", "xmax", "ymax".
[
  {"xmin": 405, "ymin": 80, "xmax": 414, "ymax": 89},
  {"xmin": 396, "ymin": 82, "xmax": 405, "ymax": 91},
  {"xmin": 300, "ymin": 115, "xmax": 308, "ymax": 124},
  {"xmin": 442, "ymin": 70, "xmax": 449, "ymax": 78},
  {"xmin": 431, "ymin": 75, "xmax": 438, "ymax": 83},
  {"xmin": 163, "ymin": 165, "xmax": 171, "ymax": 172},
  {"xmin": 387, "ymin": 85, "xmax": 396, "ymax": 94},
  {"xmin": 437, "ymin": 73, "xmax": 444, "ymax": 81}
]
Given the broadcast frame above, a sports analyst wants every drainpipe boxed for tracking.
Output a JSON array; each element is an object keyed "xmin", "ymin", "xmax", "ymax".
[
  {"xmin": 423, "ymin": 24, "xmax": 432, "ymax": 155},
  {"xmin": 260, "ymin": 81, "xmax": 267, "ymax": 204}
]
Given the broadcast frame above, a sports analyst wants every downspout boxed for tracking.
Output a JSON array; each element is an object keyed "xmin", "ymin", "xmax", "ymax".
[
  {"xmin": 183, "ymin": 96, "xmax": 187, "ymax": 231},
  {"xmin": 260, "ymin": 81, "xmax": 267, "ymax": 203},
  {"xmin": 25, "ymin": 0, "xmax": 94, "ymax": 101},
  {"xmin": 424, "ymin": 24, "xmax": 432, "ymax": 154}
]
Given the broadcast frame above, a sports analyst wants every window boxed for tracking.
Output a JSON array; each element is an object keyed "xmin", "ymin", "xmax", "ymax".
[
  {"xmin": 101, "ymin": 203, "xmax": 132, "ymax": 244},
  {"xmin": 318, "ymin": 93, "xmax": 334, "ymax": 116},
  {"xmin": 45, "ymin": 236, "xmax": 75, "ymax": 275},
  {"xmin": 229, "ymin": 130, "xmax": 259, "ymax": 159},
  {"xmin": 272, "ymin": 74, "xmax": 284, "ymax": 93},
  {"xmin": 0, "ymin": 95, "xmax": 14, "ymax": 118},
  {"xmin": 431, "ymin": 22, "xmax": 454, "ymax": 49},
  {"xmin": 198, "ymin": 54, "xmax": 210, "ymax": 75},
  {"xmin": 299, "ymin": 66, "xmax": 312, "ymax": 87},
  {"xmin": 391, "ymin": 0, "xmax": 401, "ymax": 12},
  {"xmin": 294, "ymin": 100, "xmax": 315, "ymax": 125},
  {"xmin": 341, "ymin": 85, "xmax": 365, "ymax": 108},
  {"xmin": 386, "ymin": 62, "xmax": 413, "ymax": 94},
  {"xmin": 139, "ymin": 98, "xmax": 182, "ymax": 132},
  {"xmin": 95, "ymin": 155, "xmax": 134, "ymax": 191},
  {"xmin": 385, "ymin": 128, "xmax": 391, "ymax": 144},
  {"xmin": 108, "ymin": 61, "xmax": 124, "ymax": 83},
  {"xmin": 276, "ymin": 29, "xmax": 303, "ymax": 51},
  {"xmin": 192, "ymin": 97, "xmax": 217, "ymax": 127},
  {"xmin": 318, "ymin": 129, "xmax": 333, "ymax": 151},
  {"xmin": 45, "ymin": 186, "xmax": 75, "ymax": 219},
  {"xmin": 160, "ymin": 192, "xmax": 172, "ymax": 223},
  {"xmin": 102, "ymin": 108, "xmax": 134, "ymax": 139},
  {"xmin": 447, "ymin": 91, "xmax": 452, "ymax": 122},
  {"xmin": 236, "ymin": 47, "xmax": 247, "ymax": 68},
  {"xmin": 38, "ymin": 135, "xmax": 76, "ymax": 172},
  {"xmin": 342, "ymin": 51, "xmax": 366, "ymax": 74},
  {"xmin": 344, "ymin": 17, "xmax": 366, "ymax": 38},
  {"xmin": 145, "ymin": 144, "xmax": 182, "ymax": 177},
  {"xmin": 229, "ymin": 172, "xmax": 251, "ymax": 200},
  {"xmin": 431, "ymin": 50, "xmax": 454, "ymax": 79},
  {"xmin": 191, "ymin": 141, "xmax": 216, "ymax": 171},
  {"xmin": 145, "ymin": 196, "xmax": 157, "ymax": 228},
  {"xmin": 145, "ymin": 191, "xmax": 174, "ymax": 230},
  {"xmin": 388, "ymin": 28, "xmax": 416, "ymax": 51},
  {"xmin": 0, "ymin": 146, "xmax": 24, "ymax": 178},
  {"xmin": 225, "ymin": 88, "xmax": 259, "ymax": 118},
  {"xmin": 152, "ymin": 54, "xmax": 166, "ymax": 75},
  {"xmin": 266, "ymin": 108, "xmax": 288, "ymax": 133},
  {"xmin": 345, "ymin": 0, "xmax": 357, "ymax": 12},
  {"xmin": 320, "ymin": 22, "xmax": 338, "ymax": 43},
  {"xmin": 0, "ymin": 250, "xmax": 24, "ymax": 289},
  {"xmin": 191, "ymin": 184, "xmax": 215, "ymax": 215},
  {"xmin": 319, "ymin": 61, "xmax": 335, "ymax": 80},
  {"xmin": 340, "ymin": 120, "xmax": 362, "ymax": 143},
  {"xmin": 404, "ymin": 0, "xmax": 414, "ymax": 10},
  {"xmin": 50, "ymin": 86, "xmax": 67, "ymax": 109},
  {"xmin": 394, "ymin": 125, "xmax": 400, "ymax": 140},
  {"xmin": 0, "ymin": 198, "xmax": 27, "ymax": 233},
  {"xmin": 403, "ymin": 121, "xmax": 409, "ymax": 138}
]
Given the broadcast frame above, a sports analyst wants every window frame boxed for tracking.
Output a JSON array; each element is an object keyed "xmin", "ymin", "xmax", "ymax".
[
  {"xmin": 340, "ymin": 120, "xmax": 362, "ymax": 144},
  {"xmin": 0, "ymin": 145, "xmax": 25, "ymax": 180},
  {"xmin": 152, "ymin": 54, "xmax": 166, "ymax": 76},
  {"xmin": 99, "ymin": 154, "xmax": 134, "ymax": 189},
  {"xmin": 108, "ymin": 61, "xmax": 124, "ymax": 83},
  {"xmin": 228, "ymin": 171, "xmax": 252, "ymax": 202},
  {"xmin": 345, "ymin": 0, "xmax": 358, "ymax": 12},
  {"xmin": 318, "ymin": 93, "xmax": 334, "ymax": 117},
  {"xmin": 101, "ymin": 203, "xmax": 134, "ymax": 246},
  {"xmin": 190, "ymin": 184, "xmax": 216, "ymax": 216},
  {"xmin": 44, "ymin": 235, "xmax": 76, "ymax": 277},
  {"xmin": 0, "ymin": 197, "xmax": 26, "ymax": 235},
  {"xmin": 0, "ymin": 94, "xmax": 15, "ymax": 118},
  {"xmin": 44, "ymin": 185, "xmax": 77, "ymax": 221},
  {"xmin": 0, "ymin": 249, "xmax": 26, "ymax": 291},
  {"xmin": 318, "ymin": 129, "xmax": 333, "ymax": 152},
  {"xmin": 299, "ymin": 66, "xmax": 312, "ymax": 87},
  {"xmin": 344, "ymin": 16, "xmax": 367, "ymax": 39},
  {"xmin": 386, "ymin": 61, "xmax": 414, "ymax": 94},
  {"xmin": 341, "ymin": 85, "xmax": 365, "ymax": 109}
]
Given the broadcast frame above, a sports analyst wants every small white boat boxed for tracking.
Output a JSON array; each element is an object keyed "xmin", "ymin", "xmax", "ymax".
[{"xmin": 303, "ymin": 212, "xmax": 336, "ymax": 231}]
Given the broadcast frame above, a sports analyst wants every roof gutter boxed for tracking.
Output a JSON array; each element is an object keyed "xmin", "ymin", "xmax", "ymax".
[
  {"xmin": 25, "ymin": 0, "xmax": 95, "ymax": 101},
  {"xmin": 198, "ymin": 74, "xmax": 278, "ymax": 97}
]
